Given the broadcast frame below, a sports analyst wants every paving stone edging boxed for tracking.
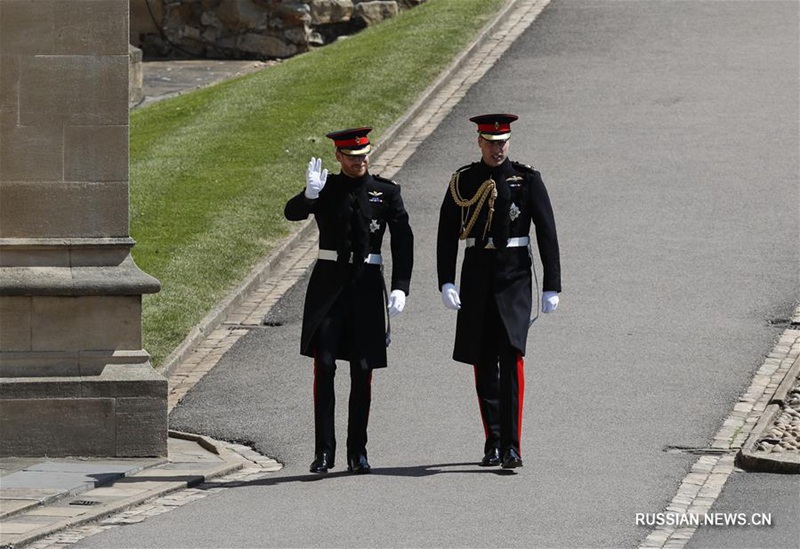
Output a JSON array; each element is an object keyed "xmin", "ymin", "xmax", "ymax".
[
  {"xmin": 641, "ymin": 309, "xmax": 800, "ymax": 549},
  {"xmin": 9, "ymin": 435, "xmax": 281, "ymax": 549},
  {"xmin": 0, "ymin": 458, "xmax": 167, "ymax": 523},
  {"xmin": 736, "ymin": 351, "xmax": 800, "ymax": 473},
  {"xmin": 0, "ymin": 433, "xmax": 247, "ymax": 549}
]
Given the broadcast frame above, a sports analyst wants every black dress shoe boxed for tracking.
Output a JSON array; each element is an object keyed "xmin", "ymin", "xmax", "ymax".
[
  {"xmin": 347, "ymin": 453, "xmax": 371, "ymax": 474},
  {"xmin": 501, "ymin": 448, "xmax": 523, "ymax": 469},
  {"xmin": 480, "ymin": 447, "xmax": 501, "ymax": 467},
  {"xmin": 309, "ymin": 451, "xmax": 334, "ymax": 474}
]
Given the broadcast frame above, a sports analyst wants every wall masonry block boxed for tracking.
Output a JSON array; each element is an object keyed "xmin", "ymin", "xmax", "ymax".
[
  {"xmin": 0, "ymin": 351, "xmax": 83, "ymax": 378},
  {"xmin": 0, "ymin": 0, "xmax": 57, "ymax": 55},
  {"xmin": 355, "ymin": 1, "xmax": 399, "ymax": 26},
  {"xmin": 68, "ymin": 244, "xmax": 132, "ymax": 268},
  {"xmin": 0, "ymin": 124, "xmax": 64, "ymax": 181},
  {"xmin": 0, "ymin": 375, "xmax": 83, "ymax": 398},
  {"xmin": 0, "ymin": 351, "xmax": 162, "ymax": 387},
  {"xmin": 54, "ymin": 0, "xmax": 129, "ymax": 55},
  {"xmin": 0, "ymin": 267, "xmax": 75, "ymax": 297},
  {"xmin": 309, "ymin": 0, "xmax": 354, "ymax": 25},
  {"xmin": 0, "ymin": 364, "xmax": 169, "ymax": 456},
  {"xmin": 31, "ymin": 295, "xmax": 142, "ymax": 352},
  {"xmin": 115, "ymin": 397, "xmax": 169, "ymax": 457},
  {"xmin": 19, "ymin": 55, "xmax": 128, "ymax": 127},
  {"xmin": 0, "ymin": 246, "xmax": 70, "ymax": 268},
  {"xmin": 0, "ymin": 55, "xmax": 19, "ymax": 109},
  {"xmin": 0, "ymin": 243, "xmax": 160, "ymax": 297},
  {"xmin": 0, "ymin": 0, "xmax": 128, "ymax": 56},
  {"xmin": 0, "ymin": 181, "xmax": 129, "ymax": 238},
  {"xmin": 81, "ymin": 363, "xmax": 167, "ymax": 399},
  {"xmin": 64, "ymin": 125, "xmax": 129, "ymax": 182},
  {"xmin": 0, "ymin": 296, "xmax": 32, "ymax": 351},
  {"xmin": 0, "ymin": 397, "xmax": 117, "ymax": 456}
]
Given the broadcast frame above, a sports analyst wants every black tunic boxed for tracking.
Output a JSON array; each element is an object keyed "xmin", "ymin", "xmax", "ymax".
[
  {"xmin": 285, "ymin": 171, "xmax": 414, "ymax": 369},
  {"xmin": 437, "ymin": 159, "xmax": 560, "ymax": 365}
]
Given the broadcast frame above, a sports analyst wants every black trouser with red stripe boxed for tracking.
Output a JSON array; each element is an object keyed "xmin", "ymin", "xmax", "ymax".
[
  {"xmin": 473, "ymin": 296, "xmax": 525, "ymax": 456},
  {"xmin": 313, "ymin": 289, "xmax": 373, "ymax": 461}
]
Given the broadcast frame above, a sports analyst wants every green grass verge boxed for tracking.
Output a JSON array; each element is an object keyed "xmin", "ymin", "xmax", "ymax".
[{"xmin": 131, "ymin": 0, "xmax": 506, "ymax": 367}]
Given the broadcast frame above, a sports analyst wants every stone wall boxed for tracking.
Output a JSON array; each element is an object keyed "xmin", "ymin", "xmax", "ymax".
[{"xmin": 130, "ymin": 0, "xmax": 426, "ymax": 59}]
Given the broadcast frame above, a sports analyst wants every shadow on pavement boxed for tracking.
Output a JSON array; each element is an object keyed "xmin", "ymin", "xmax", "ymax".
[{"xmin": 235, "ymin": 462, "xmax": 517, "ymax": 487}]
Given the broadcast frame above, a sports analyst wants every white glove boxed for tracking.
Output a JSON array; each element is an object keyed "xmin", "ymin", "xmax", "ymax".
[
  {"xmin": 387, "ymin": 289, "xmax": 406, "ymax": 318},
  {"xmin": 441, "ymin": 283, "xmax": 461, "ymax": 311},
  {"xmin": 304, "ymin": 157, "xmax": 328, "ymax": 199},
  {"xmin": 542, "ymin": 291, "xmax": 559, "ymax": 313}
]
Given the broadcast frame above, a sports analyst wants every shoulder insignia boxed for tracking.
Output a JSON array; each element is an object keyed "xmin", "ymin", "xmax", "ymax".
[
  {"xmin": 373, "ymin": 174, "xmax": 397, "ymax": 185},
  {"xmin": 511, "ymin": 161, "xmax": 536, "ymax": 173},
  {"xmin": 452, "ymin": 162, "xmax": 476, "ymax": 176}
]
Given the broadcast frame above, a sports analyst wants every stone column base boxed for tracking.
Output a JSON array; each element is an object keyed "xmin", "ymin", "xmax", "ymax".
[{"xmin": 0, "ymin": 363, "xmax": 167, "ymax": 457}]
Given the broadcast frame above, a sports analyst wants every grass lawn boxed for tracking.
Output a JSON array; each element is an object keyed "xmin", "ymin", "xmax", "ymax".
[{"xmin": 131, "ymin": 0, "xmax": 506, "ymax": 367}]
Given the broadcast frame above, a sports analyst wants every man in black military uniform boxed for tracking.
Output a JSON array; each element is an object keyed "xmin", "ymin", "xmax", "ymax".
[
  {"xmin": 285, "ymin": 127, "xmax": 414, "ymax": 474},
  {"xmin": 436, "ymin": 114, "xmax": 561, "ymax": 470}
]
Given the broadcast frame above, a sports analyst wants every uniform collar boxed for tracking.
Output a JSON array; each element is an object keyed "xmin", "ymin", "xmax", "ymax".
[
  {"xmin": 478, "ymin": 158, "xmax": 513, "ymax": 179},
  {"xmin": 336, "ymin": 172, "xmax": 370, "ymax": 189}
]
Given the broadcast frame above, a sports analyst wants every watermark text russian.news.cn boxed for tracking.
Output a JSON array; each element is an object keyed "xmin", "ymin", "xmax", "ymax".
[{"xmin": 636, "ymin": 512, "xmax": 773, "ymax": 527}]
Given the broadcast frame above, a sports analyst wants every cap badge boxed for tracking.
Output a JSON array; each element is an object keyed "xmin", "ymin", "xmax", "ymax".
[{"xmin": 494, "ymin": 121, "xmax": 500, "ymax": 130}]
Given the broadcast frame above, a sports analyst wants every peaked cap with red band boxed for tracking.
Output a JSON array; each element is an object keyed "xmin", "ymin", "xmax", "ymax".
[
  {"xmin": 469, "ymin": 113, "xmax": 518, "ymax": 141},
  {"xmin": 325, "ymin": 127, "xmax": 372, "ymax": 155}
]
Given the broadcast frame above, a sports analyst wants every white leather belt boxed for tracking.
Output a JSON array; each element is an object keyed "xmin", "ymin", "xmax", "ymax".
[
  {"xmin": 464, "ymin": 236, "xmax": 530, "ymax": 249},
  {"xmin": 318, "ymin": 249, "xmax": 383, "ymax": 265}
]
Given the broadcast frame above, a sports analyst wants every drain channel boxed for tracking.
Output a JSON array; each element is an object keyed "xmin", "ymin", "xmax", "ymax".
[
  {"xmin": 767, "ymin": 318, "xmax": 800, "ymax": 328},
  {"xmin": 261, "ymin": 320, "xmax": 285, "ymax": 327},
  {"xmin": 663, "ymin": 445, "xmax": 731, "ymax": 456}
]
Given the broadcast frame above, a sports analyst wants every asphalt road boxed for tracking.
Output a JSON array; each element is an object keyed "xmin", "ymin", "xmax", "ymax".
[{"xmin": 78, "ymin": 1, "xmax": 798, "ymax": 547}]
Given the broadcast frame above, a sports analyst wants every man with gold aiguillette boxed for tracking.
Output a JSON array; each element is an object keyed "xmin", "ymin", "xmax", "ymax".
[{"xmin": 436, "ymin": 114, "xmax": 561, "ymax": 470}]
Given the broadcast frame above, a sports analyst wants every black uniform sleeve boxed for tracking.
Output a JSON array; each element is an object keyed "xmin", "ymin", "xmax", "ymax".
[
  {"xmin": 386, "ymin": 185, "xmax": 414, "ymax": 295},
  {"xmin": 284, "ymin": 190, "xmax": 316, "ymax": 221},
  {"xmin": 528, "ymin": 171, "xmax": 561, "ymax": 293},
  {"xmin": 436, "ymin": 184, "xmax": 461, "ymax": 290}
]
